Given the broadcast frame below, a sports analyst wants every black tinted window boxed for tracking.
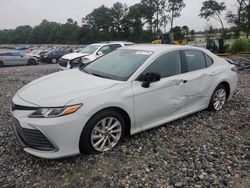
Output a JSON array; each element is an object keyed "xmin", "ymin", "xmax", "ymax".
[
  {"xmin": 142, "ymin": 51, "xmax": 181, "ymax": 78},
  {"xmin": 205, "ymin": 54, "xmax": 213, "ymax": 67},
  {"xmin": 111, "ymin": 44, "xmax": 122, "ymax": 50},
  {"xmin": 185, "ymin": 50, "xmax": 206, "ymax": 72}
]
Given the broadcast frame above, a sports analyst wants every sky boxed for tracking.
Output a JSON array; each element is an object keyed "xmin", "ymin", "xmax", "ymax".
[{"xmin": 0, "ymin": 0, "xmax": 237, "ymax": 31}]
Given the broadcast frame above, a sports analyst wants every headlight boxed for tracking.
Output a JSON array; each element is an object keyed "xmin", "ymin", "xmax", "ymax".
[
  {"xmin": 29, "ymin": 104, "xmax": 82, "ymax": 118},
  {"xmin": 81, "ymin": 57, "xmax": 91, "ymax": 64}
]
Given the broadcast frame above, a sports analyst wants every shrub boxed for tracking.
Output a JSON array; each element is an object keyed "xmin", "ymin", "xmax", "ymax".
[{"xmin": 230, "ymin": 39, "xmax": 250, "ymax": 53}]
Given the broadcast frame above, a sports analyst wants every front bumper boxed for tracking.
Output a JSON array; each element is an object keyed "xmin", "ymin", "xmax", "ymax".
[{"xmin": 11, "ymin": 101, "xmax": 90, "ymax": 159}]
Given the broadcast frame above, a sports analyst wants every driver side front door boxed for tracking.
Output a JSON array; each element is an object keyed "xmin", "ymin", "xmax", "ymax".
[{"xmin": 132, "ymin": 50, "xmax": 188, "ymax": 132}]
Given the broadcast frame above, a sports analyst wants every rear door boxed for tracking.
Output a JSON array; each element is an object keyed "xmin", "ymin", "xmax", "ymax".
[
  {"xmin": 179, "ymin": 50, "xmax": 217, "ymax": 111},
  {"xmin": 0, "ymin": 52, "xmax": 15, "ymax": 65}
]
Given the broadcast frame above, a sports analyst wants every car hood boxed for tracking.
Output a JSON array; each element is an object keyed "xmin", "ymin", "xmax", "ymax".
[
  {"xmin": 17, "ymin": 69, "xmax": 117, "ymax": 107},
  {"xmin": 61, "ymin": 53, "xmax": 89, "ymax": 60}
]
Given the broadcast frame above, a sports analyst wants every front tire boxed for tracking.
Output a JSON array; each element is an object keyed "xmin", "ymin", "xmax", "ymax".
[
  {"xmin": 28, "ymin": 58, "xmax": 37, "ymax": 65},
  {"xmin": 79, "ymin": 110, "xmax": 125, "ymax": 154},
  {"xmin": 208, "ymin": 85, "xmax": 227, "ymax": 111}
]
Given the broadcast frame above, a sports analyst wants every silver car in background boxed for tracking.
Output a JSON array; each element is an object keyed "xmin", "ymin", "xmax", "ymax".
[{"xmin": 0, "ymin": 51, "xmax": 39, "ymax": 67}]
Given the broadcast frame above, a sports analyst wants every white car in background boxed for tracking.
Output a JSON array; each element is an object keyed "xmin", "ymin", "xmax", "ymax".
[
  {"xmin": 58, "ymin": 41, "xmax": 133, "ymax": 70},
  {"xmin": 11, "ymin": 44, "xmax": 238, "ymax": 159}
]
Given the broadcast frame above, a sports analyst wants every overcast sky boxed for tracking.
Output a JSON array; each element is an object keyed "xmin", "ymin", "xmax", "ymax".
[{"xmin": 0, "ymin": 0, "xmax": 236, "ymax": 31}]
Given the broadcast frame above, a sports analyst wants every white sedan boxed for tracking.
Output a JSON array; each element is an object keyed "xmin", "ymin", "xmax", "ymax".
[
  {"xmin": 11, "ymin": 45, "xmax": 238, "ymax": 159},
  {"xmin": 0, "ymin": 51, "xmax": 38, "ymax": 67}
]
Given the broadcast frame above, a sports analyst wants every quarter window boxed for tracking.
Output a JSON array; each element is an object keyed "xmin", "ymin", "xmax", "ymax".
[
  {"xmin": 142, "ymin": 51, "xmax": 182, "ymax": 78},
  {"xmin": 205, "ymin": 54, "xmax": 213, "ymax": 67},
  {"xmin": 185, "ymin": 50, "xmax": 206, "ymax": 72}
]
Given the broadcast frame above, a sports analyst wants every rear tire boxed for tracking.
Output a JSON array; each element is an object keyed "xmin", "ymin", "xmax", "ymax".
[
  {"xmin": 51, "ymin": 58, "xmax": 58, "ymax": 64},
  {"xmin": 79, "ymin": 110, "xmax": 125, "ymax": 154},
  {"xmin": 208, "ymin": 84, "xmax": 227, "ymax": 111}
]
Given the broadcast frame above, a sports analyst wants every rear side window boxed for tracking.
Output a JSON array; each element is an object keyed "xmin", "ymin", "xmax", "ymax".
[
  {"xmin": 110, "ymin": 44, "xmax": 122, "ymax": 50},
  {"xmin": 0, "ymin": 53, "xmax": 12, "ymax": 56},
  {"xmin": 142, "ymin": 51, "xmax": 181, "ymax": 78},
  {"xmin": 185, "ymin": 50, "xmax": 206, "ymax": 72},
  {"xmin": 205, "ymin": 54, "xmax": 213, "ymax": 67},
  {"xmin": 124, "ymin": 43, "xmax": 133, "ymax": 46}
]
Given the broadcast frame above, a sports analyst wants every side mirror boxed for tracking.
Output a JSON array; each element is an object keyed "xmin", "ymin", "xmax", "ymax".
[
  {"xmin": 140, "ymin": 72, "xmax": 161, "ymax": 88},
  {"xmin": 97, "ymin": 51, "xmax": 104, "ymax": 56}
]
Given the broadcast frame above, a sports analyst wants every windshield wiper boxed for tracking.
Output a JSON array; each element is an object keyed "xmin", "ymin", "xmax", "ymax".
[{"xmin": 91, "ymin": 73, "xmax": 111, "ymax": 79}]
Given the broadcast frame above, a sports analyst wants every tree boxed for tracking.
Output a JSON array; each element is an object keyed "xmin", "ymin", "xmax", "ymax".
[
  {"xmin": 167, "ymin": 0, "xmax": 186, "ymax": 29},
  {"xmin": 190, "ymin": 29, "xmax": 195, "ymax": 39},
  {"xmin": 84, "ymin": 5, "xmax": 113, "ymax": 32},
  {"xmin": 170, "ymin": 26, "xmax": 184, "ymax": 40},
  {"xmin": 182, "ymin": 25, "xmax": 189, "ymax": 39},
  {"xmin": 111, "ymin": 2, "xmax": 128, "ymax": 39},
  {"xmin": 122, "ymin": 3, "xmax": 144, "ymax": 42},
  {"xmin": 14, "ymin": 25, "xmax": 33, "ymax": 43},
  {"xmin": 200, "ymin": 0, "xmax": 226, "ymax": 37},
  {"xmin": 140, "ymin": 0, "xmax": 165, "ymax": 34},
  {"xmin": 226, "ymin": 0, "xmax": 247, "ymax": 37}
]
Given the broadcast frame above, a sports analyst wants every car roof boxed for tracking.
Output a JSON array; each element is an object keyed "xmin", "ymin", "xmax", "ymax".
[
  {"xmin": 123, "ymin": 44, "xmax": 207, "ymax": 54},
  {"xmin": 90, "ymin": 41, "xmax": 133, "ymax": 46}
]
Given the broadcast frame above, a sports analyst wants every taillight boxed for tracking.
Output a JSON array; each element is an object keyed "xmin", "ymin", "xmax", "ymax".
[{"xmin": 231, "ymin": 66, "xmax": 238, "ymax": 73}]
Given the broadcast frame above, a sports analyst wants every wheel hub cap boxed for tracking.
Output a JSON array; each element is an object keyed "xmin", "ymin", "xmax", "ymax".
[
  {"xmin": 213, "ymin": 89, "xmax": 226, "ymax": 111},
  {"xmin": 91, "ymin": 117, "xmax": 122, "ymax": 152}
]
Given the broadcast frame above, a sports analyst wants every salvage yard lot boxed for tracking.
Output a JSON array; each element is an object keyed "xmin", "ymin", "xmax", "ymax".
[{"xmin": 0, "ymin": 57, "xmax": 249, "ymax": 187}]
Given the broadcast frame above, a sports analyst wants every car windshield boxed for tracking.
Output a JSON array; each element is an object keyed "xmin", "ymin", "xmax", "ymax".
[
  {"xmin": 82, "ymin": 49, "xmax": 153, "ymax": 81},
  {"xmin": 80, "ymin": 45, "xmax": 100, "ymax": 54}
]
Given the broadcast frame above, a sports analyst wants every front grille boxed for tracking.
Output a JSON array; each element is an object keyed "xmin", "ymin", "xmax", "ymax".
[
  {"xmin": 11, "ymin": 102, "xmax": 39, "ymax": 111},
  {"xmin": 13, "ymin": 120, "xmax": 55, "ymax": 151},
  {"xmin": 59, "ymin": 59, "xmax": 68, "ymax": 67}
]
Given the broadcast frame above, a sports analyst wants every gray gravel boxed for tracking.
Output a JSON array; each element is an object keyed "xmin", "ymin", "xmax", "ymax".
[{"xmin": 0, "ymin": 58, "xmax": 249, "ymax": 187}]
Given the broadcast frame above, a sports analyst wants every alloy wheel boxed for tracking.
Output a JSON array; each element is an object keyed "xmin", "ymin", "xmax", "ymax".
[
  {"xmin": 91, "ymin": 117, "xmax": 122, "ymax": 152},
  {"xmin": 213, "ymin": 88, "xmax": 226, "ymax": 111}
]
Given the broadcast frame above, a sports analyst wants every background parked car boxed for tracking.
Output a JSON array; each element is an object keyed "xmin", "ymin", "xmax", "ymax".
[
  {"xmin": 0, "ymin": 51, "xmax": 38, "ymax": 67},
  {"xmin": 40, "ymin": 49, "xmax": 71, "ymax": 64},
  {"xmin": 58, "ymin": 41, "xmax": 133, "ymax": 70}
]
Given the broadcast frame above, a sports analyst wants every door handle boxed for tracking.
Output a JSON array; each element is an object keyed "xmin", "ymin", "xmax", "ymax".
[{"xmin": 176, "ymin": 79, "xmax": 187, "ymax": 85}]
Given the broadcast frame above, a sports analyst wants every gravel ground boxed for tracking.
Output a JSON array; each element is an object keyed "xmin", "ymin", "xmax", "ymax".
[{"xmin": 0, "ymin": 57, "xmax": 249, "ymax": 188}]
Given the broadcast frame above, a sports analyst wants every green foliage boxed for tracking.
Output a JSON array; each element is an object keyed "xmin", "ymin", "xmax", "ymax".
[
  {"xmin": 170, "ymin": 26, "xmax": 184, "ymax": 40},
  {"xmin": 167, "ymin": 0, "xmax": 185, "ymax": 29},
  {"xmin": 200, "ymin": 0, "xmax": 226, "ymax": 37},
  {"xmin": 0, "ymin": 1, "xmax": 188, "ymax": 44},
  {"xmin": 230, "ymin": 39, "xmax": 250, "ymax": 53}
]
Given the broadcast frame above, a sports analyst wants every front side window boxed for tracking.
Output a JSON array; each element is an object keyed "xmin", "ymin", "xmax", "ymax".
[
  {"xmin": 99, "ymin": 45, "xmax": 112, "ymax": 54},
  {"xmin": 185, "ymin": 50, "xmax": 206, "ymax": 72},
  {"xmin": 83, "ymin": 49, "xmax": 153, "ymax": 81},
  {"xmin": 141, "ymin": 51, "xmax": 182, "ymax": 78},
  {"xmin": 80, "ymin": 45, "xmax": 100, "ymax": 54}
]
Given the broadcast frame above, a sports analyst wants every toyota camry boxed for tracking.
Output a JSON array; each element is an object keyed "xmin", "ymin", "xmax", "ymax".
[{"xmin": 11, "ymin": 44, "xmax": 238, "ymax": 159}]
